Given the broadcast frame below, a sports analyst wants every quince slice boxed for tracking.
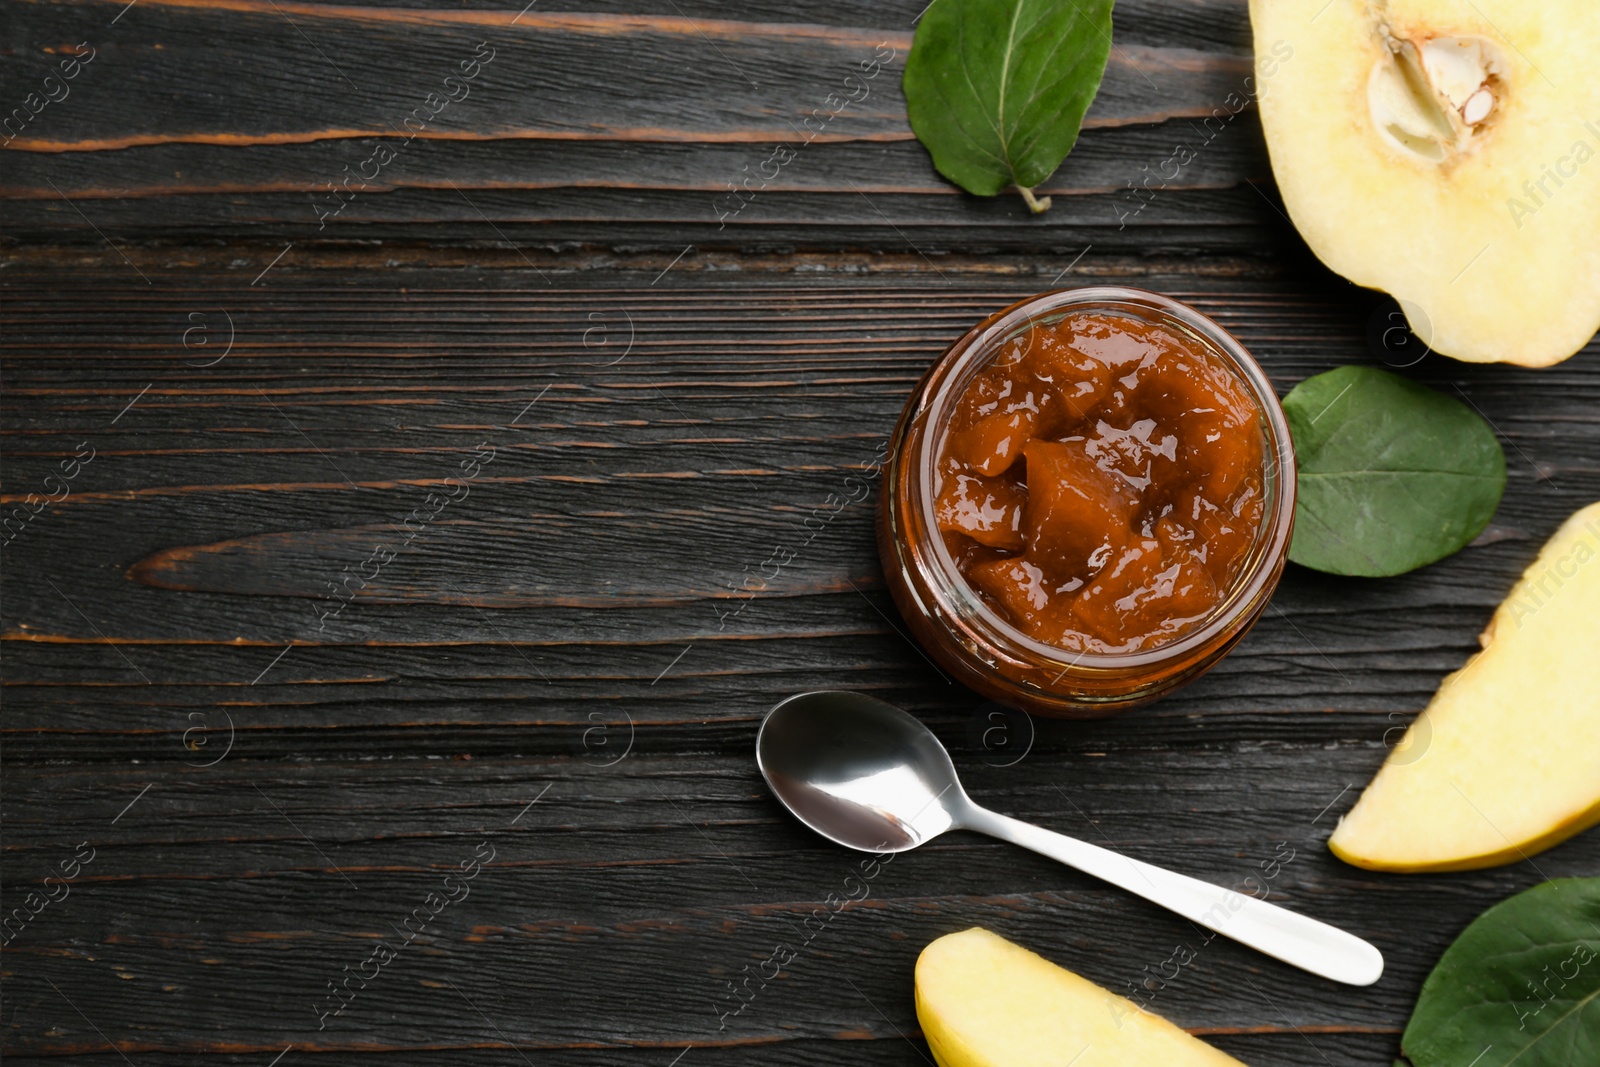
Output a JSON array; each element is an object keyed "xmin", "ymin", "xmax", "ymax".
[
  {"xmin": 916, "ymin": 928, "xmax": 1246, "ymax": 1067},
  {"xmin": 1329, "ymin": 501, "xmax": 1600, "ymax": 871},
  {"xmin": 1250, "ymin": 0, "xmax": 1600, "ymax": 366}
]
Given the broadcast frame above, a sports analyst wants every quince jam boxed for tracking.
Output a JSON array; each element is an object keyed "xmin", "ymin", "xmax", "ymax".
[{"xmin": 934, "ymin": 313, "xmax": 1267, "ymax": 653}]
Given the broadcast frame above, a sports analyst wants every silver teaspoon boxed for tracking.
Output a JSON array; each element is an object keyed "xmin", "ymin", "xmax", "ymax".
[{"xmin": 756, "ymin": 690, "xmax": 1383, "ymax": 986}]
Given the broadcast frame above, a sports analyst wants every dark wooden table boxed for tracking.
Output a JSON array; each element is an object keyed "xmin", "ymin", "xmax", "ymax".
[{"xmin": 3, "ymin": 1, "xmax": 1597, "ymax": 1063}]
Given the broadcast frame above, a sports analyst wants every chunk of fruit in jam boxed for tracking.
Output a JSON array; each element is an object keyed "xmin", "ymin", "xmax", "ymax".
[
  {"xmin": 1021, "ymin": 439, "xmax": 1135, "ymax": 576},
  {"xmin": 946, "ymin": 365, "xmax": 1042, "ymax": 476},
  {"xmin": 934, "ymin": 311, "xmax": 1268, "ymax": 653},
  {"xmin": 965, "ymin": 556, "xmax": 1083, "ymax": 647},
  {"xmin": 1082, "ymin": 417, "xmax": 1180, "ymax": 496},
  {"xmin": 1071, "ymin": 538, "xmax": 1218, "ymax": 647},
  {"xmin": 949, "ymin": 411, "xmax": 1034, "ymax": 476},
  {"xmin": 935, "ymin": 471, "xmax": 1027, "ymax": 551},
  {"xmin": 1017, "ymin": 323, "xmax": 1114, "ymax": 434},
  {"xmin": 1159, "ymin": 489, "xmax": 1264, "ymax": 585}
]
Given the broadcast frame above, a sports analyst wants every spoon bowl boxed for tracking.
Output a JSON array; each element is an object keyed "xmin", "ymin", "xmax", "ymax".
[
  {"xmin": 756, "ymin": 690, "xmax": 1385, "ymax": 987},
  {"xmin": 757, "ymin": 690, "xmax": 962, "ymax": 851}
]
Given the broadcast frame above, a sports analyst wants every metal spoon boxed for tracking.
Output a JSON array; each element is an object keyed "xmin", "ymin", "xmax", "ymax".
[{"xmin": 756, "ymin": 690, "xmax": 1384, "ymax": 986}]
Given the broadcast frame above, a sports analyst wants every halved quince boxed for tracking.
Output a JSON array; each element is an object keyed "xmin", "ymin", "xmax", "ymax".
[
  {"xmin": 1250, "ymin": 0, "xmax": 1600, "ymax": 366},
  {"xmin": 1329, "ymin": 502, "xmax": 1600, "ymax": 871},
  {"xmin": 916, "ymin": 928, "xmax": 1246, "ymax": 1067}
]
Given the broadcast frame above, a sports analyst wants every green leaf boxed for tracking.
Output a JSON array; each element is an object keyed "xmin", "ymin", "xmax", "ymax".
[
  {"xmin": 1282, "ymin": 365, "xmax": 1505, "ymax": 577},
  {"xmin": 902, "ymin": 0, "xmax": 1113, "ymax": 211},
  {"xmin": 1402, "ymin": 879, "xmax": 1600, "ymax": 1067}
]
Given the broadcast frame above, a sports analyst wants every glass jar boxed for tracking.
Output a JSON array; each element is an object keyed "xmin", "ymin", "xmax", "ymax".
[{"xmin": 877, "ymin": 286, "xmax": 1296, "ymax": 717}]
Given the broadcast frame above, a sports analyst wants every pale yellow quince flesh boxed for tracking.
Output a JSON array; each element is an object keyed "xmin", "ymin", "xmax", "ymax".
[
  {"xmin": 1330, "ymin": 501, "xmax": 1600, "ymax": 871},
  {"xmin": 915, "ymin": 928, "xmax": 1246, "ymax": 1067},
  {"xmin": 1250, "ymin": 0, "xmax": 1600, "ymax": 366}
]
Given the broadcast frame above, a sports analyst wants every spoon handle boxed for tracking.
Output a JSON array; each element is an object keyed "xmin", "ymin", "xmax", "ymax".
[{"xmin": 961, "ymin": 805, "xmax": 1384, "ymax": 986}]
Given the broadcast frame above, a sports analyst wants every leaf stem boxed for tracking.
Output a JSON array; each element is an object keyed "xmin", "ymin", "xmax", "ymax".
[{"xmin": 1017, "ymin": 186, "xmax": 1053, "ymax": 214}]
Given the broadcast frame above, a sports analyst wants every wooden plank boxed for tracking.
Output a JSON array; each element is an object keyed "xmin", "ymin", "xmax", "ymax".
[
  {"xmin": 3, "ymin": 123, "xmax": 1269, "ymax": 203},
  {"xmin": 0, "ymin": 188, "xmax": 1292, "ymax": 252},
  {"xmin": 0, "ymin": 124, "xmax": 1281, "ymax": 249},
  {"xmin": 0, "ymin": 0, "xmax": 1274, "ymax": 244},
  {"xmin": 2, "ymin": 750, "xmax": 1593, "ymax": 1062},
  {"xmin": 4, "ymin": 0, "xmax": 1248, "ymax": 151}
]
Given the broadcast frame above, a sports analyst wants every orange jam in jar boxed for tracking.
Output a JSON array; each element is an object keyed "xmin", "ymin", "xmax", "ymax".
[
  {"xmin": 935, "ymin": 312, "xmax": 1266, "ymax": 653},
  {"xmin": 878, "ymin": 287, "xmax": 1296, "ymax": 716}
]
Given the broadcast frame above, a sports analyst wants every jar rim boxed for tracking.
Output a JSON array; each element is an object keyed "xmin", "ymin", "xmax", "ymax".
[{"xmin": 911, "ymin": 285, "xmax": 1297, "ymax": 673}]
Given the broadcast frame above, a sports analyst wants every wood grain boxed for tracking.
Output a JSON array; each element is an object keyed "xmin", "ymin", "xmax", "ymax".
[
  {"xmin": 3, "ymin": 248, "xmax": 1598, "ymax": 1065},
  {"xmin": 4, "ymin": 0, "xmax": 1600, "ymax": 1061},
  {"xmin": 5, "ymin": 0, "xmax": 1247, "ymax": 148},
  {"xmin": 0, "ymin": 0, "xmax": 1271, "ymax": 246}
]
